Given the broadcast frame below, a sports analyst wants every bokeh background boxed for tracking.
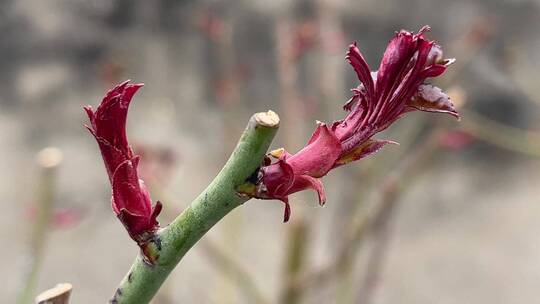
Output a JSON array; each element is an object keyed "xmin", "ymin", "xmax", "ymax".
[{"xmin": 2, "ymin": 0, "xmax": 540, "ymax": 303}]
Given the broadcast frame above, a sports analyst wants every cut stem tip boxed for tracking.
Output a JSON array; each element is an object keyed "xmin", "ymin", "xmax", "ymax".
[
  {"xmin": 35, "ymin": 283, "xmax": 72, "ymax": 304},
  {"xmin": 254, "ymin": 110, "xmax": 280, "ymax": 128}
]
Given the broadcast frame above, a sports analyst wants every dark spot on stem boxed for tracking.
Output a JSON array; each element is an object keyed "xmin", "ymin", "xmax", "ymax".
[
  {"xmin": 245, "ymin": 167, "xmax": 261, "ymax": 184},
  {"xmin": 128, "ymin": 272, "xmax": 133, "ymax": 283},
  {"xmin": 110, "ymin": 288, "xmax": 122, "ymax": 304},
  {"xmin": 154, "ymin": 235, "xmax": 162, "ymax": 251}
]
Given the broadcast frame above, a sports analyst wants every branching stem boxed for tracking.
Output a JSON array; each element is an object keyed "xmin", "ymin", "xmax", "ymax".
[{"xmin": 111, "ymin": 111, "xmax": 279, "ymax": 304}]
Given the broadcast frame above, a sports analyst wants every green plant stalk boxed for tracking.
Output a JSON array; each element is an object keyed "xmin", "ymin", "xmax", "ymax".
[{"xmin": 112, "ymin": 111, "xmax": 279, "ymax": 304}]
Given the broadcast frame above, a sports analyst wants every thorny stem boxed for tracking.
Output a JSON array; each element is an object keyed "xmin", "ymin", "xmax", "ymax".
[{"xmin": 111, "ymin": 111, "xmax": 279, "ymax": 304}]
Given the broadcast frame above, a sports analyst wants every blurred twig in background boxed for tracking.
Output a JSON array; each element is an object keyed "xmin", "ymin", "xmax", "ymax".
[
  {"xmin": 201, "ymin": 240, "xmax": 270, "ymax": 304},
  {"xmin": 460, "ymin": 109, "xmax": 540, "ymax": 158},
  {"xmin": 355, "ymin": 129, "xmax": 443, "ymax": 303},
  {"xmin": 275, "ymin": 8, "xmax": 312, "ymax": 304},
  {"xmin": 17, "ymin": 148, "xmax": 63, "ymax": 304}
]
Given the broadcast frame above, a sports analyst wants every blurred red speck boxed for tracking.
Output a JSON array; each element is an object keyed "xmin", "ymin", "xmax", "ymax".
[
  {"xmin": 53, "ymin": 209, "xmax": 81, "ymax": 229},
  {"xmin": 195, "ymin": 8, "xmax": 229, "ymax": 43},
  {"xmin": 439, "ymin": 130, "xmax": 475, "ymax": 150},
  {"xmin": 466, "ymin": 17, "xmax": 497, "ymax": 45},
  {"xmin": 98, "ymin": 58, "xmax": 125, "ymax": 87},
  {"xmin": 213, "ymin": 64, "xmax": 251, "ymax": 107},
  {"xmin": 23, "ymin": 203, "xmax": 82, "ymax": 229},
  {"xmin": 293, "ymin": 20, "xmax": 320, "ymax": 60}
]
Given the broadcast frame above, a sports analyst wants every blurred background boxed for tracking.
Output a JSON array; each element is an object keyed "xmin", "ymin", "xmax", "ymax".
[{"xmin": 2, "ymin": 0, "xmax": 540, "ymax": 303}]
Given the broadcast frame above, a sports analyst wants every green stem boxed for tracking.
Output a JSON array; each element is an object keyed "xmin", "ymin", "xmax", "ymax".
[{"xmin": 112, "ymin": 111, "xmax": 279, "ymax": 304}]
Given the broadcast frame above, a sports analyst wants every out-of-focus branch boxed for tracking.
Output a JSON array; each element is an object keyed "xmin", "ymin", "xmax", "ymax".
[
  {"xmin": 34, "ymin": 283, "xmax": 72, "ymax": 304},
  {"xmin": 280, "ymin": 220, "xmax": 309, "ymax": 304},
  {"xmin": 461, "ymin": 109, "xmax": 540, "ymax": 158},
  {"xmin": 346, "ymin": 109, "xmax": 540, "ymax": 302},
  {"xmin": 200, "ymin": 241, "xmax": 270, "ymax": 304},
  {"xmin": 442, "ymin": 17, "xmax": 496, "ymax": 86},
  {"xmin": 111, "ymin": 111, "xmax": 279, "ymax": 304},
  {"xmin": 354, "ymin": 125, "xmax": 472, "ymax": 302},
  {"xmin": 17, "ymin": 147, "xmax": 63, "ymax": 304},
  {"xmin": 355, "ymin": 179, "xmax": 400, "ymax": 304}
]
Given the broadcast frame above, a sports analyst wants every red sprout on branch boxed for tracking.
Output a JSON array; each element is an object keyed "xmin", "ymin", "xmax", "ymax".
[
  {"xmin": 244, "ymin": 26, "xmax": 459, "ymax": 222},
  {"xmin": 85, "ymin": 81, "xmax": 162, "ymax": 251}
]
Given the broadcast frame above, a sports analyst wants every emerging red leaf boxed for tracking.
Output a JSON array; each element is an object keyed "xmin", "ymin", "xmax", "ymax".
[
  {"xmin": 85, "ymin": 81, "xmax": 162, "ymax": 246},
  {"xmin": 244, "ymin": 26, "xmax": 459, "ymax": 221}
]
